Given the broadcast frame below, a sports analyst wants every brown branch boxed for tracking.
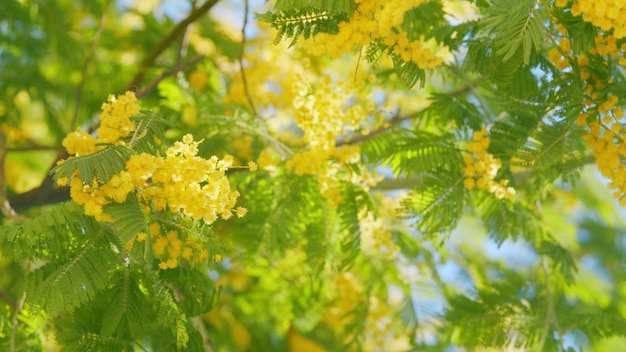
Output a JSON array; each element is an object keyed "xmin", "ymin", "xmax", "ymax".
[
  {"xmin": 0, "ymin": 287, "xmax": 16, "ymax": 310},
  {"xmin": 7, "ymin": 144, "xmax": 62, "ymax": 152},
  {"xmin": 71, "ymin": 0, "xmax": 111, "ymax": 130},
  {"xmin": 338, "ymin": 112, "xmax": 417, "ymax": 146},
  {"xmin": 0, "ymin": 131, "xmax": 18, "ymax": 219},
  {"xmin": 337, "ymin": 85, "xmax": 474, "ymax": 146},
  {"xmin": 6, "ymin": 149, "xmax": 69, "ymax": 213},
  {"xmin": 136, "ymin": 55, "xmax": 205, "ymax": 98},
  {"xmin": 3, "ymin": 2, "xmax": 222, "ymax": 215},
  {"xmin": 238, "ymin": 0, "xmax": 257, "ymax": 116},
  {"xmin": 126, "ymin": 0, "xmax": 219, "ymax": 91}
]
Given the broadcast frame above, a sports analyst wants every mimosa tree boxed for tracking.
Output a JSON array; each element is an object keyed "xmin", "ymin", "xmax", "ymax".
[{"xmin": 1, "ymin": 0, "xmax": 625, "ymax": 351}]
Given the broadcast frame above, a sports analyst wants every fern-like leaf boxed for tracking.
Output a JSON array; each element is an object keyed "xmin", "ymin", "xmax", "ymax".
[
  {"xmin": 0, "ymin": 202, "xmax": 98, "ymax": 259},
  {"xmin": 99, "ymin": 268, "xmax": 146, "ymax": 337},
  {"xmin": 362, "ymin": 130, "xmax": 463, "ymax": 178},
  {"xmin": 128, "ymin": 111, "xmax": 171, "ymax": 155},
  {"xmin": 337, "ymin": 184, "xmax": 374, "ymax": 269},
  {"xmin": 24, "ymin": 230, "xmax": 117, "ymax": 317},
  {"xmin": 476, "ymin": 192, "xmax": 543, "ymax": 244},
  {"xmin": 104, "ymin": 193, "xmax": 146, "ymax": 244},
  {"xmin": 402, "ymin": 171, "xmax": 465, "ymax": 235},
  {"xmin": 143, "ymin": 266, "xmax": 189, "ymax": 350},
  {"xmin": 51, "ymin": 145, "xmax": 132, "ymax": 186},
  {"xmin": 513, "ymin": 118, "xmax": 585, "ymax": 186},
  {"xmin": 257, "ymin": 8, "xmax": 346, "ymax": 47},
  {"xmin": 482, "ymin": 0, "xmax": 547, "ymax": 65},
  {"xmin": 274, "ymin": 0, "xmax": 355, "ymax": 13},
  {"xmin": 392, "ymin": 55, "xmax": 426, "ymax": 88}
]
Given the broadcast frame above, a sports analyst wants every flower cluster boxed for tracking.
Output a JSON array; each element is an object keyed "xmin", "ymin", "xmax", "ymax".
[
  {"xmin": 149, "ymin": 224, "xmax": 211, "ymax": 270},
  {"xmin": 58, "ymin": 92, "xmax": 248, "ymax": 268},
  {"xmin": 126, "ymin": 134, "xmax": 246, "ymax": 223},
  {"xmin": 565, "ymin": 0, "xmax": 626, "ymax": 38},
  {"xmin": 323, "ymin": 272, "xmax": 365, "ymax": 335},
  {"xmin": 285, "ymin": 73, "xmax": 382, "ymax": 205},
  {"xmin": 547, "ymin": 25, "xmax": 626, "ymax": 204},
  {"xmin": 358, "ymin": 197, "xmax": 401, "ymax": 259},
  {"xmin": 581, "ymin": 100, "xmax": 626, "ymax": 205},
  {"xmin": 323, "ymin": 272, "xmax": 409, "ymax": 350},
  {"xmin": 463, "ymin": 129, "xmax": 516, "ymax": 200},
  {"xmin": 301, "ymin": 0, "xmax": 442, "ymax": 69},
  {"xmin": 62, "ymin": 91, "xmax": 139, "ymax": 156}
]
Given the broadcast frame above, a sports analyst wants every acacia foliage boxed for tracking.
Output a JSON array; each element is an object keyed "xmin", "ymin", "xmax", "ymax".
[{"xmin": 1, "ymin": 0, "xmax": 626, "ymax": 351}]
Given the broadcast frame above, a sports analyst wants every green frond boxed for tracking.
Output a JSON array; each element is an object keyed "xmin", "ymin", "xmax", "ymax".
[
  {"xmin": 128, "ymin": 111, "xmax": 171, "ymax": 154},
  {"xmin": 552, "ymin": 6, "xmax": 597, "ymax": 53},
  {"xmin": 24, "ymin": 230, "xmax": 117, "ymax": 317},
  {"xmin": 273, "ymin": 0, "xmax": 355, "ymax": 14},
  {"xmin": 536, "ymin": 240, "xmax": 577, "ymax": 285},
  {"xmin": 104, "ymin": 193, "xmax": 147, "ymax": 244},
  {"xmin": 565, "ymin": 308, "xmax": 626, "ymax": 340},
  {"xmin": 444, "ymin": 272, "xmax": 535, "ymax": 348},
  {"xmin": 362, "ymin": 130, "xmax": 463, "ymax": 178},
  {"xmin": 482, "ymin": 0, "xmax": 548, "ymax": 65},
  {"xmin": 256, "ymin": 8, "xmax": 347, "ymax": 47},
  {"xmin": 475, "ymin": 192, "xmax": 543, "ymax": 244},
  {"xmin": 160, "ymin": 268, "xmax": 222, "ymax": 316},
  {"xmin": 464, "ymin": 39, "xmax": 525, "ymax": 85},
  {"xmin": 419, "ymin": 93, "xmax": 484, "ymax": 131},
  {"xmin": 99, "ymin": 268, "xmax": 147, "ymax": 338},
  {"xmin": 51, "ymin": 145, "xmax": 132, "ymax": 186},
  {"xmin": 57, "ymin": 333, "xmax": 133, "ymax": 352},
  {"xmin": 336, "ymin": 183, "xmax": 374, "ymax": 269},
  {"xmin": 391, "ymin": 229, "xmax": 422, "ymax": 260},
  {"xmin": 143, "ymin": 266, "xmax": 189, "ymax": 350},
  {"xmin": 0, "ymin": 201, "xmax": 98, "ymax": 259},
  {"xmin": 402, "ymin": 171, "xmax": 465, "ymax": 235},
  {"xmin": 402, "ymin": 1, "xmax": 446, "ymax": 42},
  {"xmin": 489, "ymin": 111, "xmax": 541, "ymax": 162},
  {"xmin": 513, "ymin": 118, "xmax": 585, "ymax": 186},
  {"xmin": 230, "ymin": 173, "xmax": 328, "ymax": 257},
  {"xmin": 392, "ymin": 55, "xmax": 426, "ymax": 88},
  {"xmin": 365, "ymin": 38, "xmax": 385, "ymax": 68}
]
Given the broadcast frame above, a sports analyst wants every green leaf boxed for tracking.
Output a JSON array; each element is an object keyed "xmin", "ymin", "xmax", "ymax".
[
  {"xmin": 51, "ymin": 145, "xmax": 132, "ymax": 186},
  {"xmin": 24, "ymin": 230, "xmax": 117, "ymax": 317},
  {"xmin": 104, "ymin": 193, "xmax": 146, "ymax": 244}
]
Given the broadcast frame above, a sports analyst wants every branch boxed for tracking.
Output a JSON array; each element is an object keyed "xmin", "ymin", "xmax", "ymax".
[
  {"xmin": 4, "ymin": 2, "xmax": 222, "ymax": 216},
  {"xmin": 71, "ymin": 0, "xmax": 111, "ymax": 130},
  {"xmin": 239, "ymin": 0, "xmax": 257, "ymax": 117},
  {"xmin": 0, "ymin": 130, "xmax": 18, "ymax": 219},
  {"xmin": 6, "ymin": 149, "xmax": 70, "ymax": 213},
  {"xmin": 136, "ymin": 54, "xmax": 205, "ymax": 98},
  {"xmin": 126, "ymin": 0, "xmax": 220, "ymax": 91},
  {"xmin": 538, "ymin": 255, "xmax": 565, "ymax": 349},
  {"xmin": 338, "ymin": 111, "xmax": 417, "ymax": 146},
  {"xmin": 337, "ymin": 84, "xmax": 473, "ymax": 146},
  {"xmin": 9, "ymin": 292, "xmax": 26, "ymax": 352},
  {"xmin": 0, "ymin": 287, "xmax": 16, "ymax": 309},
  {"xmin": 7, "ymin": 144, "xmax": 62, "ymax": 152}
]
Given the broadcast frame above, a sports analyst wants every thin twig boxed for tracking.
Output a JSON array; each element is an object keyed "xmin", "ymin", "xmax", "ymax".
[
  {"xmin": 0, "ymin": 130, "xmax": 18, "ymax": 219},
  {"xmin": 353, "ymin": 46, "xmax": 363, "ymax": 85},
  {"xmin": 337, "ymin": 112, "xmax": 417, "ymax": 146},
  {"xmin": 136, "ymin": 54, "xmax": 205, "ymax": 98},
  {"xmin": 238, "ymin": 0, "xmax": 257, "ymax": 117},
  {"xmin": 0, "ymin": 287, "xmax": 16, "ymax": 309},
  {"xmin": 337, "ymin": 84, "xmax": 474, "ymax": 146},
  {"xmin": 9, "ymin": 292, "xmax": 26, "ymax": 352},
  {"xmin": 126, "ymin": 0, "xmax": 220, "ymax": 91},
  {"xmin": 71, "ymin": 0, "xmax": 111, "ymax": 130},
  {"xmin": 539, "ymin": 255, "xmax": 565, "ymax": 350},
  {"xmin": 7, "ymin": 144, "xmax": 62, "ymax": 152}
]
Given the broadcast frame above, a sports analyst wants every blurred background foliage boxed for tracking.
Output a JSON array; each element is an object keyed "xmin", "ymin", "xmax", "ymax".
[{"xmin": 1, "ymin": 0, "xmax": 626, "ymax": 351}]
